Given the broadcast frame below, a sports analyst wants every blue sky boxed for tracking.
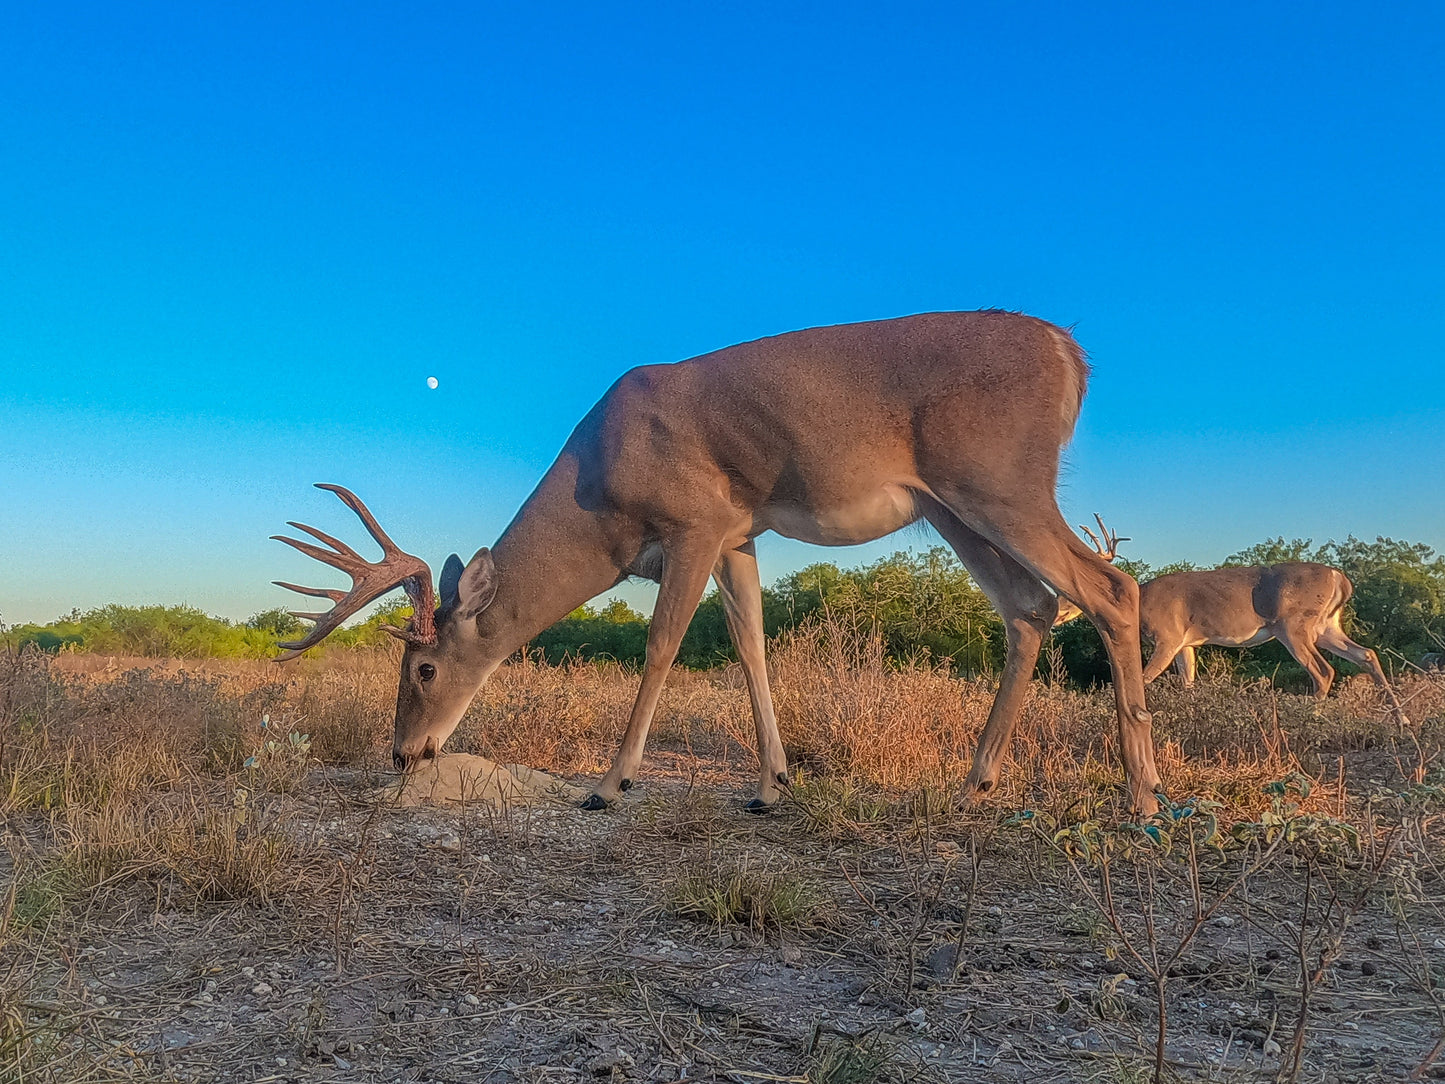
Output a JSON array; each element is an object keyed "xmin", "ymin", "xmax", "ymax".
[{"xmin": 2, "ymin": 2, "xmax": 1442, "ymax": 625}]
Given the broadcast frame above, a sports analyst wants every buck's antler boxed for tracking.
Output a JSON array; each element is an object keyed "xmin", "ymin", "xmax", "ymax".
[
  {"xmin": 271, "ymin": 484, "xmax": 436, "ymax": 660},
  {"xmin": 1078, "ymin": 513, "xmax": 1129, "ymax": 563}
]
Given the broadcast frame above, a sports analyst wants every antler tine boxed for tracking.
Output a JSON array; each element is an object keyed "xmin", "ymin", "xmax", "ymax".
[
  {"xmin": 1096, "ymin": 513, "xmax": 1131, "ymax": 560},
  {"xmin": 270, "ymin": 533, "xmax": 367, "ymax": 574},
  {"xmin": 1077, "ymin": 513, "xmax": 1130, "ymax": 562},
  {"xmin": 283, "ymin": 520, "xmax": 364, "ymax": 562},
  {"xmin": 269, "ymin": 484, "xmax": 437, "ymax": 659},
  {"xmin": 315, "ymin": 483, "xmax": 409, "ymax": 559}
]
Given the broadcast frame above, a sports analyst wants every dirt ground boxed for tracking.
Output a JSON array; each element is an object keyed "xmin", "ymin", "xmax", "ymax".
[
  {"xmin": 5, "ymin": 652, "xmax": 1445, "ymax": 1082},
  {"xmin": 9, "ymin": 758, "xmax": 1444, "ymax": 1083}
]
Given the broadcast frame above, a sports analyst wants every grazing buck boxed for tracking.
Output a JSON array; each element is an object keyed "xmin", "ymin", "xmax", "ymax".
[
  {"xmin": 272, "ymin": 312, "xmax": 1165, "ymax": 813},
  {"xmin": 1059, "ymin": 519, "xmax": 1408, "ymax": 723}
]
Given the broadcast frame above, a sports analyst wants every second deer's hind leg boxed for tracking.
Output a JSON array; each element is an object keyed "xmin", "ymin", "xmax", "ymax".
[
  {"xmin": 583, "ymin": 533, "xmax": 721, "ymax": 810},
  {"xmin": 1274, "ymin": 626, "xmax": 1337, "ymax": 700},
  {"xmin": 922, "ymin": 502, "xmax": 1058, "ymax": 800},
  {"xmin": 1173, "ymin": 645, "xmax": 1198, "ymax": 686},
  {"xmin": 714, "ymin": 541, "xmax": 791, "ymax": 810},
  {"xmin": 1317, "ymin": 624, "xmax": 1410, "ymax": 726}
]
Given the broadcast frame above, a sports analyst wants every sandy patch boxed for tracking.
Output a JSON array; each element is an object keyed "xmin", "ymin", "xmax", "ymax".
[{"xmin": 385, "ymin": 753, "xmax": 589, "ymax": 808}]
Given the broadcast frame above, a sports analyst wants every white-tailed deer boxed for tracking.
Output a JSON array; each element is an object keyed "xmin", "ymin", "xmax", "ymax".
[
  {"xmin": 1060, "ymin": 519, "xmax": 1408, "ymax": 723},
  {"xmin": 273, "ymin": 312, "xmax": 1164, "ymax": 813}
]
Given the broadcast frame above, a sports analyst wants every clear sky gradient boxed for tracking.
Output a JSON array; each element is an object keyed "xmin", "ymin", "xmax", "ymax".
[{"xmin": 3, "ymin": 2, "xmax": 1442, "ymax": 625}]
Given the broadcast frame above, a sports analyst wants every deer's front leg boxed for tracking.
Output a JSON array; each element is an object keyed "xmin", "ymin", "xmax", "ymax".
[
  {"xmin": 581, "ymin": 536, "xmax": 720, "ymax": 810},
  {"xmin": 714, "ymin": 542, "xmax": 790, "ymax": 811}
]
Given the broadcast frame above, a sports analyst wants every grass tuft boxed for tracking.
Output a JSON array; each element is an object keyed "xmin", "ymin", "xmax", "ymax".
[{"xmin": 668, "ymin": 858, "xmax": 828, "ymax": 930}]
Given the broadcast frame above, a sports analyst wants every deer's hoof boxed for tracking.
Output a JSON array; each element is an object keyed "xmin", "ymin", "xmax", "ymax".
[
  {"xmin": 579, "ymin": 794, "xmax": 610, "ymax": 811},
  {"xmin": 744, "ymin": 798, "xmax": 776, "ymax": 815},
  {"xmin": 619, "ymin": 778, "xmax": 633, "ymax": 792}
]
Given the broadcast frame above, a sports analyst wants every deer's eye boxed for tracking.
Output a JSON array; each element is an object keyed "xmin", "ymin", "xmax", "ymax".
[{"xmin": 418, "ymin": 663, "xmax": 436, "ymax": 682}]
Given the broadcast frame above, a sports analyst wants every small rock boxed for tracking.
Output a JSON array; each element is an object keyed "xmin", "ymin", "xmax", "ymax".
[
  {"xmin": 1264, "ymin": 1038, "xmax": 1282, "ymax": 1058},
  {"xmin": 987, "ymin": 906, "xmax": 1003, "ymax": 917},
  {"xmin": 1360, "ymin": 961, "xmax": 1378, "ymax": 976},
  {"xmin": 923, "ymin": 944, "xmax": 961, "ymax": 977},
  {"xmin": 905, "ymin": 1006, "xmax": 927, "ymax": 1029},
  {"xmin": 251, "ymin": 983, "xmax": 273, "ymax": 997},
  {"xmin": 334, "ymin": 1057, "xmax": 352, "ymax": 1070},
  {"xmin": 462, "ymin": 993, "xmax": 480, "ymax": 1006},
  {"xmin": 587, "ymin": 1049, "xmax": 635, "ymax": 1075},
  {"xmin": 241, "ymin": 966, "xmax": 255, "ymax": 978},
  {"xmin": 93, "ymin": 995, "xmax": 108, "ymax": 1007},
  {"xmin": 1213, "ymin": 914, "xmax": 1235, "ymax": 928},
  {"xmin": 780, "ymin": 945, "xmax": 802, "ymax": 965}
]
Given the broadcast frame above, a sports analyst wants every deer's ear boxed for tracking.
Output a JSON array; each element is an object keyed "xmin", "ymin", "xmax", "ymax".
[
  {"xmin": 439, "ymin": 553, "xmax": 465, "ymax": 608},
  {"xmin": 455, "ymin": 548, "xmax": 498, "ymax": 620}
]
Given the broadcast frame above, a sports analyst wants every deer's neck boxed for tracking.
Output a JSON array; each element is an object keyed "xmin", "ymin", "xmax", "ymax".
[{"xmin": 470, "ymin": 452, "xmax": 629, "ymax": 661}]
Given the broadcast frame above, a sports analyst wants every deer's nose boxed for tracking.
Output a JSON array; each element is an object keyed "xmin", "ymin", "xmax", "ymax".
[{"xmin": 393, "ymin": 736, "xmax": 439, "ymax": 772}]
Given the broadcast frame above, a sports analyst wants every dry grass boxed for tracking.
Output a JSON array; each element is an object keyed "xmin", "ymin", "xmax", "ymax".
[
  {"xmin": 35, "ymin": 624, "xmax": 1445, "ymax": 824},
  {"xmin": 4, "ymin": 631, "xmax": 1443, "ymax": 1081},
  {"xmin": 667, "ymin": 857, "xmax": 830, "ymax": 930}
]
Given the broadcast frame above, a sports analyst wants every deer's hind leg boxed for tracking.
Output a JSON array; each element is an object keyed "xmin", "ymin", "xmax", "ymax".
[
  {"xmin": 1173, "ymin": 645, "xmax": 1198, "ymax": 686},
  {"xmin": 713, "ymin": 541, "xmax": 791, "ymax": 810},
  {"xmin": 924, "ymin": 491, "xmax": 1162, "ymax": 815},
  {"xmin": 1274, "ymin": 625, "xmax": 1338, "ymax": 700},
  {"xmin": 921, "ymin": 500, "xmax": 1058, "ymax": 801},
  {"xmin": 1317, "ymin": 624, "xmax": 1409, "ymax": 726}
]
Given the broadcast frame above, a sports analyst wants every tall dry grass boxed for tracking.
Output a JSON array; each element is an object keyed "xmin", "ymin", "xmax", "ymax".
[{"xmin": 23, "ymin": 617, "xmax": 1444, "ymax": 825}]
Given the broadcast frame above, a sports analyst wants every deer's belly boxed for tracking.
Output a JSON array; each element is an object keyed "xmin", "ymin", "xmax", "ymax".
[
  {"xmin": 761, "ymin": 485, "xmax": 919, "ymax": 547},
  {"xmin": 1201, "ymin": 628, "xmax": 1274, "ymax": 649}
]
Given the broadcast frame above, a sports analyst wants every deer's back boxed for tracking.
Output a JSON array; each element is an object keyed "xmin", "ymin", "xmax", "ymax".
[{"xmin": 567, "ymin": 310, "xmax": 1088, "ymax": 519}]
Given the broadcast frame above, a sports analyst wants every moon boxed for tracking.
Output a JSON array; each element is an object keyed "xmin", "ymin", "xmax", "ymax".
[{"xmin": 426, "ymin": 376, "xmax": 439, "ymax": 390}]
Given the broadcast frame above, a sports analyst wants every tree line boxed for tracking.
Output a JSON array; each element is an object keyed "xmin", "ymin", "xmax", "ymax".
[{"xmin": 5, "ymin": 535, "xmax": 1443, "ymax": 687}]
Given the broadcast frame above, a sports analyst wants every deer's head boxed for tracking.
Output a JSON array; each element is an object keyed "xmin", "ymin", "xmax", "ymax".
[{"xmin": 272, "ymin": 484, "xmax": 499, "ymax": 771}]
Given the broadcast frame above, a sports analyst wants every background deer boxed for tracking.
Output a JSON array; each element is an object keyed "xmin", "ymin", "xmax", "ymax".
[
  {"xmin": 272, "ymin": 312, "xmax": 1165, "ymax": 813},
  {"xmin": 1059, "ymin": 518, "xmax": 1408, "ymax": 724}
]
